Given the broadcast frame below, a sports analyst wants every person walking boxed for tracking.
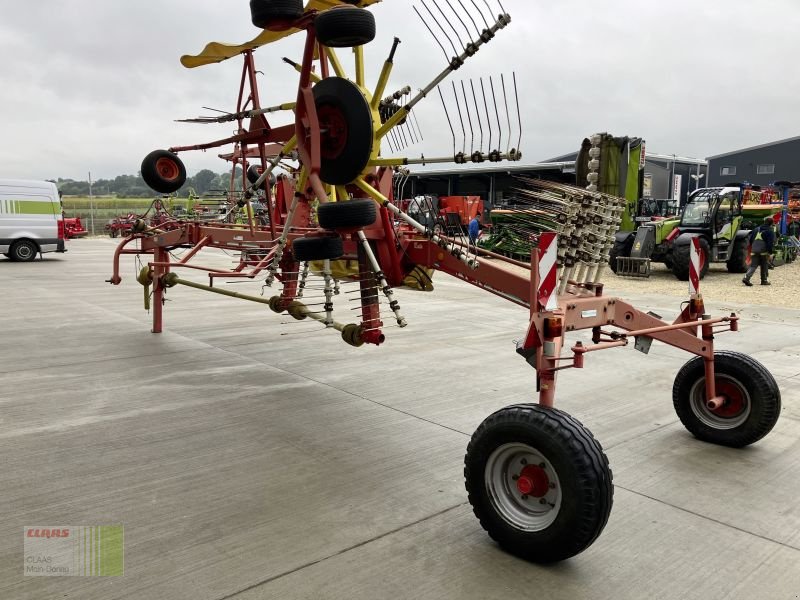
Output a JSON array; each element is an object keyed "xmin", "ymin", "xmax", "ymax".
[
  {"xmin": 742, "ymin": 216, "xmax": 776, "ymax": 286},
  {"xmin": 468, "ymin": 212, "xmax": 483, "ymax": 248}
]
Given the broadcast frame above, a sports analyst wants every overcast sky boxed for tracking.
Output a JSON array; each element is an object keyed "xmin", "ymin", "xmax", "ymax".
[{"xmin": 1, "ymin": 0, "xmax": 798, "ymax": 181}]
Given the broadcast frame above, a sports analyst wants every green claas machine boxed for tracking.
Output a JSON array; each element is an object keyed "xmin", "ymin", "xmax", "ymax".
[{"xmin": 612, "ymin": 184, "xmax": 797, "ymax": 280}]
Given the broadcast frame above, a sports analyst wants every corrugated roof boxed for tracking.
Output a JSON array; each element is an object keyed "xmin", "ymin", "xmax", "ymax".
[{"xmin": 707, "ymin": 136, "xmax": 800, "ymax": 160}]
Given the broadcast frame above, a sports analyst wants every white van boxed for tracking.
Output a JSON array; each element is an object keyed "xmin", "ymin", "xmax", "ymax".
[{"xmin": 0, "ymin": 179, "xmax": 66, "ymax": 261}]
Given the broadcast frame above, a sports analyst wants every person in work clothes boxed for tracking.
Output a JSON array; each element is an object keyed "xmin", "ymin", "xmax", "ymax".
[
  {"xmin": 742, "ymin": 216, "xmax": 776, "ymax": 286},
  {"xmin": 468, "ymin": 212, "xmax": 483, "ymax": 248}
]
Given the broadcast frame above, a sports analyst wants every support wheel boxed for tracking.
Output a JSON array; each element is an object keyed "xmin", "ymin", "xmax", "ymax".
[
  {"xmin": 141, "ymin": 150, "xmax": 187, "ymax": 194},
  {"xmin": 671, "ymin": 237, "xmax": 710, "ymax": 281},
  {"xmin": 673, "ymin": 351, "xmax": 780, "ymax": 447},
  {"xmin": 315, "ymin": 6, "xmax": 376, "ymax": 47},
  {"xmin": 726, "ymin": 236, "xmax": 748, "ymax": 273},
  {"xmin": 465, "ymin": 404, "xmax": 613, "ymax": 562},
  {"xmin": 313, "ymin": 77, "xmax": 374, "ymax": 185},
  {"xmin": 9, "ymin": 240, "xmax": 38, "ymax": 262},
  {"xmin": 250, "ymin": 0, "xmax": 304, "ymax": 29},
  {"xmin": 246, "ymin": 164, "xmax": 276, "ymax": 189},
  {"xmin": 291, "ymin": 236, "xmax": 344, "ymax": 261},
  {"xmin": 318, "ymin": 199, "xmax": 377, "ymax": 229}
]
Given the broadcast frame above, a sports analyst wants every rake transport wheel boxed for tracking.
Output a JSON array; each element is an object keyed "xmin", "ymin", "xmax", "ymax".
[
  {"xmin": 673, "ymin": 351, "xmax": 781, "ymax": 447},
  {"xmin": 250, "ymin": 0, "xmax": 304, "ymax": 30},
  {"xmin": 314, "ymin": 6, "xmax": 376, "ymax": 47},
  {"xmin": 313, "ymin": 77, "xmax": 374, "ymax": 185},
  {"xmin": 726, "ymin": 236, "xmax": 749, "ymax": 273},
  {"xmin": 141, "ymin": 150, "xmax": 187, "ymax": 194},
  {"xmin": 671, "ymin": 237, "xmax": 710, "ymax": 281},
  {"xmin": 291, "ymin": 235, "xmax": 344, "ymax": 261},
  {"xmin": 465, "ymin": 404, "xmax": 613, "ymax": 562},
  {"xmin": 318, "ymin": 199, "xmax": 377, "ymax": 229}
]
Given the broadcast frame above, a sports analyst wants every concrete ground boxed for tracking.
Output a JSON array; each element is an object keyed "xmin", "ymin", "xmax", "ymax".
[{"xmin": 2, "ymin": 239, "xmax": 799, "ymax": 600}]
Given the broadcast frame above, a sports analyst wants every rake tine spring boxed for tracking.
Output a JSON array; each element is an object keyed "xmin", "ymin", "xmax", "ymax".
[
  {"xmin": 496, "ymin": 0, "xmax": 507, "ymax": 15},
  {"xmin": 490, "ymin": 76, "xmax": 502, "ymax": 153},
  {"xmin": 431, "ymin": 0, "xmax": 467, "ymax": 52},
  {"xmin": 413, "ymin": 5, "xmax": 449, "ymax": 62},
  {"xmin": 456, "ymin": 0, "xmax": 482, "ymax": 37},
  {"xmin": 451, "ymin": 82, "xmax": 466, "ymax": 155},
  {"xmin": 421, "ymin": 0, "xmax": 459, "ymax": 59},
  {"xmin": 500, "ymin": 74, "xmax": 512, "ymax": 154},
  {"xmin": 402, "ymin": 96, "xmax": 418, "ymax": 144},
  {"xmin": 468, "ymin": 0, "xmax": 490, "ymax": 29},
  {"xmin": 444, "ymin": 0, "xmax": 472, "ymax": 45},
  {"xmin": 438, "ymin": 86, "xmax": 457, "ymax": 157},
  {"xmin": 480, "ymin": 77, "xmax": 492, "ymax": 153},
  {"xmin": 513, "ymin": 71, "xmax": 522, "ymax": 152},
  {"xmin": 482, "ymin": 0, "xmax": 499, "ymax": 19},
  {"xmin": 470, "ymin": 80, "xmax": 483, "ymax": 152},
  {"xmin": 396, "ymin": 114, "xmax": 409, "ymax": 148},
  {"xmin": 461, "ymin": 81, "xmax": 475, "ymax": 154},
  {"xmin": 410, "ymin": 105, "xmax": 425, "ymax": 142}
]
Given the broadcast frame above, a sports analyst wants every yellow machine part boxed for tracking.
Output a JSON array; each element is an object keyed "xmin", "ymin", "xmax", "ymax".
[
  {"xmin": 180, "ymin": 0, "xmax": 384, "ymax": 68},
  {"xmin": 307, "ymin": 260, "xmax": 435, "ymax": 291}
]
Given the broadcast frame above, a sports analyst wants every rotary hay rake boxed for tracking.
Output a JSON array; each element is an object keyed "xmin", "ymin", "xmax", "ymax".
[{"xmin": 109, "ymin": 0, "xmax": 781, "ymax": 562}]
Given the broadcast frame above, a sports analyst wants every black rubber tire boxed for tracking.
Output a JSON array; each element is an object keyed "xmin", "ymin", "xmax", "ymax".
[
  {"xmin": 141, "ymin": 150, "xmax": 187, "ymax": 194},
  {"xmin": 671, "ymin": 237, "xmax": 710, "ymax": 281},
  {"xmin": 608, "ymin": 239, "xmax": 633, "ymax": 274},
  {"xmin": 673, "ymin": 351, "xmax": 780, "ymax": 447},
  {"xmin": 315, "ymin": 6, "xmax": 376, "ymax": 47},
  {"xmin": 313, "ymin": 77, "xmax": 373, "ymax": 185},
  {"xmin": 110, "ymin": 229, "xmax": 119, "ymax": 239},
  {"xmin": 9, "ymin": 240, "xmax": 38, "ymax": 262},
  {"xmin": 246, "ymin": 164, "xmax": 277, "ymax": 189},
  {"xmin": 318, "ymin": 199, "xmax": 377, "ymax": 230},
  {"xmin": 250, "ymin": 0, "xmax": 303, "ymax": 29},
  {"xmin": 465, "ymin": 404, "xmax": 613, "ymax": 563},
  {"xmin": 726, "ymin": 236, "xmax": 749, "ymax": 273},
  {"xmin": 291, "ymin": 236, "xmax": 344, "ymax": 261}
]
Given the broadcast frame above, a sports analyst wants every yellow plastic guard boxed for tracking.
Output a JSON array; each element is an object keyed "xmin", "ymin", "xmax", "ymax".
[{"xmin": 180, "ymin": 0, "xmax": 382, "ymax": 69}]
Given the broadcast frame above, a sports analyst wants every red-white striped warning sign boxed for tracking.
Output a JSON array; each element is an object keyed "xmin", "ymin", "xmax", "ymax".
[
  {"xmin": 537, "ymin": 232, "xmax": 558, "ymax": 311},
  {"xmin": 688, "ymin": 237, "xmax": 701, "ymax": 296}
]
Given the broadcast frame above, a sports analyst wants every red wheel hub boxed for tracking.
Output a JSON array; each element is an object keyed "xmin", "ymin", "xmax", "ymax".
[
  {"xmin": 516, "ymin": 464, "xmax": 550, "ymax": 497},
  {"xmin": 317, "ymin": 104, "xmax": 349, "ymax": 159},
  {"xmin": 712, "ymin": 379, "xmax": 747, "ymax": 418},
  {"xmin": 155, "ymin": 157, "xmax": 179, "ymax": 181}
]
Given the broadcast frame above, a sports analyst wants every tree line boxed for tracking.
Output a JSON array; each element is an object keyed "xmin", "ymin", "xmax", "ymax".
[{"xmin": 52, "ymin": 167, "xmax": 244, "ymax": 198}]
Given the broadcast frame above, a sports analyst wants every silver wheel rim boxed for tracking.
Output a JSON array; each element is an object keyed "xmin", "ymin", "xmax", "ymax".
[
  {"xmin": 17, "ymin": 245, "xmax": 33, "ymax": 260},
  {"xmin": 689, "ymin": 374, "xmax": 751, "ymax": 429},
  {"xmin": 485, "ymin": 443, "xmax": 562, "ymax": 531}
]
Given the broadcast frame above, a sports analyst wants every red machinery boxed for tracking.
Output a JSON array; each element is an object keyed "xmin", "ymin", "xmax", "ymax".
[
  {"xmin": 63, "ymin": 217, "xmax": 88, "ymax": 239},
  {"xmin": 109, "ymin": 0, "xmax": 780, "ymax": 562}
]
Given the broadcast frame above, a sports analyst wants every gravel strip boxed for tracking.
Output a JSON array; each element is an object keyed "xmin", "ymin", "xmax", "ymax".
[{"xmin": 603, "ymin": 259, "xmax": 800, "ymax": 309}]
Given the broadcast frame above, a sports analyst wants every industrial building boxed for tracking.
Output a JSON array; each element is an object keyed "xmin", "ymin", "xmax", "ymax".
[
  {"xmin": 706, "ymin": 136, "xmax": 800, "ymax": 187},
  {"xmin": 404, "ymin": 151, "xmax": 707, "ymax": 209}
]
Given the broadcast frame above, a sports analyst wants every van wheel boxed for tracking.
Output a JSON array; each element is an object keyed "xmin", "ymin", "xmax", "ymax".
[{"xmin": 9, "ymin": 240, "xmax": 38, "ymax": 262}]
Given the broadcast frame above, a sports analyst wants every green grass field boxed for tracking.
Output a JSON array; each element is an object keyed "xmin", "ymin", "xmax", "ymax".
[{"xmin": 62, "ymin": 197, "xmax": 193, "ymax": 225}]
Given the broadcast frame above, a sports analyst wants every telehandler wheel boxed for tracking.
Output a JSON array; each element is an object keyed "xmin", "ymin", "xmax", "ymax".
[
  {"xmin": 465, "ymin": 404, "xmax": 613, "ymax": 563},
  {"xmin": 141, "ymin": 150, "xmax": 187, "ymax": 194},
  {"xmin": 726, "ymin": 236, "xmax": 749, "ymax": 273},
  {"xmin": 314, "ymin": 6, "xmax": 376, "ymax": 47},
  {"xmin": 673, "ymin": 351, "xmax": 781, "ymax": 447},
  {"xmin": 671, "ymin": 237, "xmax": 710, "ymax": 281},
  {"xmin": 318, "ymin": 199, "xmax": 377, "ymax": 230},
  {"xmin": 250, "ymin": 0, "xmax": 304, "ymax": 29},
  {"xmin": 608, "ymin": 239, "xmax": 632, "ymax": 274},
  {"xmin": 291, "ymin": 235, "xmax": 344, "ymax": 261}
]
